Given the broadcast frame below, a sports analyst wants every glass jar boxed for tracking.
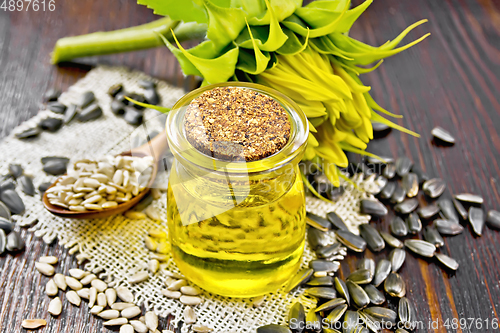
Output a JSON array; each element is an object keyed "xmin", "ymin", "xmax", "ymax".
[{"xmin": 165, "ymin": 82, "xmax": 308, "ymax": 297}]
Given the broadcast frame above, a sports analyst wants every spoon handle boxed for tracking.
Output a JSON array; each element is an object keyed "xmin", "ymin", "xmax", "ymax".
[{"xmin": 130, "ymin": 131, "xmax": 168, "ymax": 163}]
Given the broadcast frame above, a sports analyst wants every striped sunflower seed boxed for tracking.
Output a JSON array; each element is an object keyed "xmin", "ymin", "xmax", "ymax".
[
  {"xmin": 422, "ymin": 178, "xmax": 446, "ymax": 198},
  {"xmin": 454, "ymin": 193, "xmax": 483, "ymax": 205},
  {"xmin": 257, "ymin": 324, "xmax": 292, "ymax": 333},
  {"xmin": 379, "ymin": 182, "xmax": 396, "ymax": 200},
  {"xmin": 325, "ymin": 304, "xmax": 348, "ymax": 325},
  {"xmin": 326, "ymin": 211, "xmax": 348, "ymax": 231},
  {"xmin": 346, "ymin": 280, "xmax": 370, "ymax": 309},
  {"xmin": 487, "ymin": 210, "xmax": 500, "ymax": 230},
  {"xmin": 394, "ymin": 198, "xmax": 419, "ymax": 215},
  {"xmin": 390, "ymin": 216, "xmax": 408, "ymax": 237},
  {"xmin": 309, "ymin": 260, "xmax": 338, "ymax": 273},
  {"xmin": 398, "ymin": 297, "xmax": 416, "ymax": 330},
  {"xmin": 316, "ymin": 243, "xmax": 345, "ymax": 259},
  {"xmin": 358, "ymin": 310, "xmax": 380, "ymax": 333},
  {"xmin": 364, "ymin": 307, "xmax": 397, "ymax": 324},
  {"xmin": 335, "ymin": 230, "xmax": 366, "ymax": 253},
  {"xmin": 304, "ymin": 287, "xmax": 337, "ymax": 300},
  {"xmin": 390, "ymin": 185, "xmax": 407, "ymax": 204},
  {"xmin": 389, "ymin": 248, "xmax": 406, "ymax": 273},
  {"xmin": 48, "ymin": 297, "xmax": 62, "ymax": 316},
  {"xmin": 334, "ymin": 277, "xmax": 350, "ymax": 306},
  {"xmin": 363, "ymin": 284, "xmax": 385, "ymax": 305},
  {"xmin": 343, "ymin": 310, "xmax": 360, "ymax": 333},
  {"xmin": 307, "ymin": 227, "xmax": 329, "ymax": 250},
  {"xmin": 360, "ymin": 199, "xmax": 388, "ymax": 217},
  {"xmin": 379, "ymin": 231, "xmax": 403, "ymax": 249},
  {"xmin": 306, "ymin": 276, "xmax": 333, "ymax": 287},
  {"xmin": 402, "ymin": 173, "xmax": 418, "ymax": 198},
  {"xmin": 395, "ymin": 157, "xmax": 413, "ymax": 177},
  {"xmin": 423, "ymin": 226, "xmax": 445, "ymax": 247},
  {"xmin": 384, "ymin": 273, "xmax": 406, "ymax": 298},
  {"xmin": 359, "ymin": 224, "xmax": 385, "ymax": 252},
  {"xmin": 469, "ymin": 207, "xmax": 485, "ymax": 236},
  {"xmin": 372, "ymin": 259, "xmax": 391, "ymax": 287},
  {"xmin": 431, "ymin": 126, "xmax": 455, "ymax": 144},
  {"xmin": 418, "ymin": 204, "xmax": 440, "ymax": 220},
  {"xmin": 347, "ymin": 269, "xmax": 373, "ymax": 285},
  {"xmin": 315, "ymin": 298, "xmax": 346, "ymax": 312},
  {"xmin": 405, "ymin": 213, "xmax": 422, "ymax": 234},
  {"xmin": 356, "ymin": 258, "xmax": 375, "ymax": 277},
  {"xmin": 383, "ymin": 164, "xmax": 396, "ymax": 179},
  {"xmin": 435, "ymin": 253, "xmax": 459, "ymax": 271},
  {"xmin": 289, "ymin": 302, "xmax": 305, "ymax": 332},
  {"xmin": 435, "ymin": 219, "xmax": 464, "ymax": 236},
  {"xmin": 285, "ymin": 268, "xmax": 313, "ymax": 292},
  {"xmin": 438, "ymin": 199, "xmax": 459, "ymax": 223},
  {"xmin": 404, "ymin": 239, "xmax": 436, "ymax": 257},
  {"xmin": 306, "ymin": 213, "xmax": 332, "ymax": 231},
  {"xmin": 453, "ymin": 198, "xmax": 468, "ymax": 220}
]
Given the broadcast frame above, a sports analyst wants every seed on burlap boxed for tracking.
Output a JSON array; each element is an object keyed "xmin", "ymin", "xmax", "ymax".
[
  {"xmin": 184, "ymin": 305, "xmax": 197, "ymax": 324},
  {"xmin": 161, "ymin": 289, "xmax": 181, "ymax": 299},
  {"xmin": 46, "ymin": 279, "xmax": 58, "ymax": 297},
  {"xmin": 129, "ymin": 272, "xmax": 149, "ymax": 284},
  {"xmin": 326, "ymin": 211, "xmax": 348, "ymax": 231},
  {"xmin": 91, "ymin": 279, "xmax": 108, "ymax": 292},
  {"xmin": 22, "ymin": 319, "xmax": 47, "ymax": 329},
  {"xmin": 192, "ymin": 324, "xmax": 214, "ymax": 333},
  {"xmin": 285, "ymin": 268, "xmax": 313, "ymax": 292},
  {"xmin": 67, "ymin": 290, "xmax": 82, "ymax": 306},
  {"xmin": 35, "ymin": 262, "xmax": 55, "ymax": 276},
  {"xmin": 306, "ymin": 213, "xmax": 331, "ymax": 231},
  {"xmin": 180, "ymin": 295, "xmax": 203, "ymax": 306},
  {"xmin": 48, "ymin": 297, "xmax": 62, "ymax": 316},
  {"xmin": 145, "ymin": 311, "xmax": 159, "ymax": 331},
  {"xmin": 252, "ymin": 295, "xmax": 266, "ymax": 308},
  {"xmin": 121, "ymin": 306, "xmax": 142, "ymax": 319},
  {"xmin": 116, "ymin": 286, "xmax": 134, "ymax": 303},
  {"xmin": 181, "ymin": 286, "xmax": 201, "ymax": 296}
]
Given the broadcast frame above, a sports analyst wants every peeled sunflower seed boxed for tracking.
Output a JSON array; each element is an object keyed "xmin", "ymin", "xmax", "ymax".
[
  {"xmin": 161, "ymin": 289, "xmax": 181, "ymax": 299},
  {"xmin": 468, "ymin": 207, "xmax": 485, "ymax": 236},
  {"xmin": 335, "ymin": 230, "xmax": 366, "ymax": 253},
  {"xmin": 104, "ymin": 318, "xmax": 128, "ymax": 327},
  {"xmin": 35, "ymin": 262, "xmax": 55, "ymax": 276},
  {"xmin": 77, "ymin": 288, "xmax": 90, "ymax": 299},
  {"xmin": 145, "ymin": 311, "xmax": 159, "ymax": 331},
  {"xmin": 435, "ymin": 253, "xmax": 459, "ymax": 271},
  {"xmin": 129, "ymin": 272, "xmax": 149, "ymax": 284},
  {"xmin": 167, "ymin": 279, "xmax": 187, "ymax": 291},
  {"xmin": 334, "ymin": 277, "xmax": 350, "ymax": 306},
  {"xmin": 364, "ymin": 307, "xmax": 397, "ymax": 324},
  {"xmin": 404, "ymin": 239, "xmax": 436, "ymax": 257},
  {"xmin": 363, "ymin": 284, "xmax": 386, "ymax": 305},
  {"xmin": 106, "ymin": 288, "xmax": 117, "ymax": 306},
  {"xmin": 486, "ymin": 210, "xmax": 500, "ymax": 230},
  {"xmin": 435, "ymin": 219, "xmax": 464, "ymax": 236},
  {"xmin": 398, "ymin": 297, "xmax": 416, "ymax": 330},
  {"xmin": 120, "ymin": 324, "xmax": 135, "ymax": 333},
  {"xmin": 389, "ymin": 248, "xmax": 406, "ymax": 273},
  {"xmin": 257, "ymin": 324, "xmax": 292, "ymax": 333},
  {"xmin": 356, "ymin": 258, "xmax": 375, "ymax": 277},
  {"xmin": 418, "ymin": 204, "xmax": 440, "ymax": 220},
  {"xmin": 303, "ymin": 287, "xmax": 337, "ymax": 300},
  {"xmin": 112, "ymin": 302, "xmax": 135, "ymax": 311},
  {"xmin": 372, "ymin": 259, "xmax": 392, "ymax": 287},
  {"xmin": 390, "ymin": 216, "xmax": 408, "ymax": 237},
  {"xmin": 46, "ymin": 279, "xmax": 59, "ymax": 297},
  {"xmin": 423, "ymin": 226, "xmax": 445, "ymax": 248},
  {"xmin": 66, "ymin": 276, "xmax": 83, "ymax": 290},
  {"xmin": 379, "ymin": 182, "xmax": 396, "ymax": 200},
  {"xmin": 67, "ymin": 290, "xmax": 82, "ymax": 306},
  {"xmin": 346, "ymin": 280, "xmax": 370, "ymax": 309},
  {"xmin": 359, "ymin": 224, "xmax": 385, "ymax": 252},
  {"xmin": 48, "ymin": 297, "xmax": 63, "ymax": 316},
  {"xmin": 360, "ymin": 199, "xmax": 388, "ymax": 217},
  {"xmin": 116, "ymin": 286, "xmax": 134, "ymax": 303},
  {"xmin": 394, "ymin": 199, "xmax": 419, "ymax": 215},
  {"xmin": 396, "ymin": 329, "xmax": 410, "ymax": 333},
  {"xmin": 326, "ymin": 211, "xmax": 348, "ymax": 231},
  {"xmin": 384, "ymin": 272, "xmax": 406, "ymax": 298},
  {"xmin": 347, "ymin": 269, "xmax": 373, "ymax": 285},
  {"xmin": 380, "ymin": 231, "xmax": 403, "ymax": 249},
  {"xmin": 395, "ymin": 157, "xmax": 413, "ymax": 177},
  {"xmin": 39, "ymin": 255, "xmax": 58, "ymax": 265},
  {"xmin": 422, "ymin": 178, "xmax": 446, "ymax": 198},
  {"xmin": 438, "ymin": 199, "xmax": 459, "ymax": 224},
  {"xmin": 184, "ymin": 306, "xmax": 197, "ymax": 324},
  {"xmin": 54, "ymin": 274, "xmax": 67, "ymax": 290},
  {"xmin": 431, "ymin": 126, "xmax": 455, "ymax": 144},
  {"xmin": 22, "ymin": 319, "xmax": 47, "ymax": 329},
  {"xmin": 97, "ymin": 292, "xmax": 107, "ymax": 307},
  {"xmin": 454, "ymin": 193, "xmax": 483, "ymax": 205},
  {"xmin": 402, "ymin": 173, "xmax": 418, "ymax": 198},
  {"xmin": 390, "ymin": 185, "xmax": 407, "ymax": 204},
  {"xmin": 405, "ymin": 213, "xmax": 422, "ymax": 234}
]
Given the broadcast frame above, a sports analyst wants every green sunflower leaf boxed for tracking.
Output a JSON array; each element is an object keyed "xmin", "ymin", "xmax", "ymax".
[
  {"xmin": 137, "ymin": 0, "xmax": 208, "ymax": 24},
  {"xmin": 248, "ymin": 0, "xmax": 302, "ymax": 25},
  {"xmin": 204, "ymin": 0, "xmax": 247, "ymax": 49},
  {"xmin": 276, "ymin": 28, "xmax": 309, "ymax": 55}
]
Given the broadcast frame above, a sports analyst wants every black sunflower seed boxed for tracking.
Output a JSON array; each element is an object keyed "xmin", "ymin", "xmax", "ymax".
[
  {"xmin": 325, "ymin": 185, "xmax": 345, "ymax": 202},
  {"xmin": 363, "ymin": 307, "xmax": 397, "ymax": 324},
  {"xmin": 372, "ymin": 122, "xmax": 390, "ymax": 132},
  {"xmin": 285, "ymin": 269, "xmax": 313, "ymax": 292},
  {"xmin": 315, "ymin": 298, "xmax": 346, "ymax": 312},
  {"xmin": 63, "ymin": 104, "xmax": 78, "ymax": 124},
  {"xmin": 111, "ymin": 100, "xmax": 126, "ymax": 116},
  {"xmin": 144, "ymin": 88, "xmax": 160, "ymax": 105},
  {"xmin": 6, "ymin": 230, "xmax": 24, "ymax": 252},
  {"xmin": 390, "ymin": 216, "xmax": 408, "ymax": 237},
  {"xmin": 343, "ymin": 310, "xmax": 359, "ymax": 332},
  {"xmin": 38, "ymin": 182, "xmax": 52, "ymax": 194},
  {"xmin": 394, "ymin": 199, "xmax": 419, "ymax": 215},
  {"xmin": 468, "ymin": 207, "xmax": 485, "ymax": 236},
  {"xmin": 431, "ymin": 126, "xmax": 455, "ymax": 144},
  {"xmin": 305, "ymin": 309, "xmax": 322, "ymax": 333},
  {"xmin": 0, "ymin": 217, "xmax": 14, "ymax": 234},
  {"xmin": 380, "ymin": 231, "xmax": 403, "ymax": 249},
  {"xmin": 289, "ymin": 302, "xmax": 305, "ymax": 333},
  {"xmin": 335, "ymin": 230, "xmax": 367, "ymax": 253},
  {"xmin": 47, "ymin": 101, "xmax": 67, "ymax": 114},
  {"xmin": 398, "ymin": 297, "xmax": 416, "ymax": 330},
  {"xmin": 356, "ymin": 258, "xmax": 375, "ymax": 277},
  {"xmin": 435, "ymin": 219, "xmax": 464, "ymax": 236},
  {"xmin": 0, "ymin": 229, "xmax": 6, "ymax": 254},
  {"xmin": 347, "ymin": 280, "xmax": 370, "ymax": 309},
  {"xmin": 411, "ymin": 165, "xmax": 429, "ymax": 184},
  {"xmin": 453, "ymin": 198, "xmax": 468, "ymax": 219},
  {"xmin": 372, "ymin": 259, "xmax": 391, "ymax": 288},
  {"xmin": 389, "ymin": 248, "xmax": 406, "ymax": 273},
  {"xmin": 39, "ymin": 118, "xmax": 63, "ymax": 132},
  {"xmin": 402, "ymin": 173, "xmax": 418, "ymax": 198},
  {"xmin": 404, "ymin": 239, "xmax": 436, "ymax": 257},
  {"xmin": 405, "ymin": 213, "xmax": 422, "ymax": 234},
  {"xmin": 423, "ymin": 226, "xmax": 444, "ymax": 247},
  {"xmin": 79, "ymin": 104, "xmax": 103, "ymax": 122},
  {"xmin": 127, "ymin": 93, "xmax": 146, "ymax": 109},
  {"xmin": 395, "ymin": 329, "xmax": 410, "ymax": 333},
  {"xmin": 379, "ymin": 182, "xmax": 396, "ymax": 200},
  {"xmin": 307, "ymin": 213, "xmax": 332, "ymax": 231},
  {"xmin": 306, "ymin": 276, "xmax": 333, "ymax": 287},
  {"xmin": 359, "ymin": 224, "xmax": 385, "ymax": 252},
  {"xmin": 108, "ymin": 84, "xmax": 123, "ymax": 97},
  {"xmin": 77, "ymin": 91, "xmax": 95, "ymax": 108},
  {"xmin": 363, "ymin": 284, "xmax": 386, "ymax": 306},
  {"xmin": 435, "ymin": 253, "xmax": 459, "ymax": 271},
  {"xmin": 383, "ymin": 164, "xmax": 396, "ymax": 179},
  {"xmin": 304, "ymin": 287, "xmax": 337, "ymax": 300},
  {"xmin": 19, "ymin": 175, "xmax": 35, "ymax": 196},
  {"xmin": 360, "ymin": 199, "xmax": 388, "ymax": 217},
  {"xmin": 15, "ymin": 127, "xmax": 40, "ymax": 139},
  {"xmin": 43, "ymin": 88, "xmax": 61, "ymax": 102},
  {"xmin": 0, "ymin": 178, "xmax": 15, "ymax": 194},
  {"xmin": 486, "ymin": 210, "xmax": 500, "ymax": 230},
  {"xmin": 396, "ymin": 157, "xmax": 413, "ymax": 177},
  {"xmin": 316, "ymin": 243, "xmax": 344, "ymax": 259},
  {"xmin": 325, "ymin": 304, "xmax": 347, "ymax": 325},
  {"xmin": 438, "ymin": 199, "xmax": 459, "ymax": 224},
  {"xmin": 454, "ymin": 193, "xmax": 484, "ymax": 205},
  {"xmin": 43, "ymin": 159, "xmax": 68, "ymax": 176},
  {"xmin": 257, "ymin": 324, "xmax": 292, "ymax": 333},
  {"xmin": 307, "ymin": 227, "xmax": 329, "ymax": 250},
  {"xmin": 8, "ymin": 164, "xmax": 23, "ymax": 179},
  {"xmin": 309, "ymin": 260, "xmax": 338, "ymax": 273},
  {"xmin": 384, "ymin": 272, "xmax": 406, "ymax": 298},
  {"xmin": 0, "ymin": 189, "xmax": 25, "ymax": 214},
  {"xmin": 42, "ymin": 156, "xmax": 69, "ymax": 165},
  {"xmin": 334, "ymin": 277, "xmax": 350, "ymax": 306},
  {"xmin": 422, "ymin": 178, "xmax": 446, "ymax": 198},
  {"xmin": 418, "ymin": 204, "xmax": 440, "ymax": 219},
  {"xmin": 326, "ymin": 211, "xmax": 348, "ymax": 231},
  {"xmin": 357, "ymin": 310, "xmax": 380, "ymax": 333},
  {"xmin": 347, "ymin": 269, "xmax": 373, "ymax": 285},
  {"xmin": 390, "ymin": 185, "xmax": 407, "ymax": 204},
  {"xmin": 139, "ymin": 79, "xmax": 156, "ymax": 89}
]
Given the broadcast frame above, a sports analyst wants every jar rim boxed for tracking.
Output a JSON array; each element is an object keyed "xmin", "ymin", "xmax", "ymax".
[{"xmin": 166, "ymin": 82, "xmax": 309, "ymax": 173}]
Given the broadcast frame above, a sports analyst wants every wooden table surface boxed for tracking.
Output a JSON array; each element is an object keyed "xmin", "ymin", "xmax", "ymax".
[{"xmin": 1, "ymin": 0, "xmax": 500, "ymax": 332}]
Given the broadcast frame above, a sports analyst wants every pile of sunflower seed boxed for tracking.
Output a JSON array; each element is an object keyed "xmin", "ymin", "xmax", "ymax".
[{"xmin": 45, "ymin": 155, "xmax": 154, "ymax": 212}]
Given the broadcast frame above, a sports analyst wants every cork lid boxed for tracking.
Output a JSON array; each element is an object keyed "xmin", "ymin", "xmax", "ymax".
[{"xmin": 184, "ymin": 87, "xmax": 291, "ymax": 162}]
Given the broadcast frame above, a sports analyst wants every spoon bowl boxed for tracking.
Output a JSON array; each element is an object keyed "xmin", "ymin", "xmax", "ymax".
[{"xmin": 43, "ymin": 131, "xmax": 168, "ymax": 219}]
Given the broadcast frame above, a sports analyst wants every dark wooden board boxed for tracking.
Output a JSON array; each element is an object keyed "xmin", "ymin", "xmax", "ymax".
[{"xmin": 1, "ymin": 0, "xmax": 500, "ymax": 332}]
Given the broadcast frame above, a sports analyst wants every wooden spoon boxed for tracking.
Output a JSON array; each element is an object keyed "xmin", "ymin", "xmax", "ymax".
[{"xmin": 43, "ymin": 131, "xmax": 168, "ymax": 219}]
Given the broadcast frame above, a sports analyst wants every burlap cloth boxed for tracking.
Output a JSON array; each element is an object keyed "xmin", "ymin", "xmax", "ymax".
[{"xmin": 0, "ymin": 66, "xmax": 381, "ymax": 332}]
